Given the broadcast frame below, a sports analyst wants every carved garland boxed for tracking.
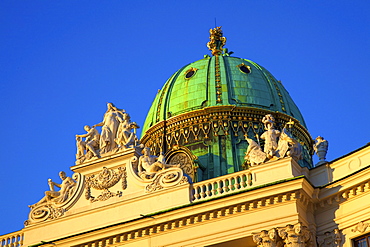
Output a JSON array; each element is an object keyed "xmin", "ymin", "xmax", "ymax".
[{"xmin": 85, "ymin": 166, "xmax": 127, "ymax": 202}]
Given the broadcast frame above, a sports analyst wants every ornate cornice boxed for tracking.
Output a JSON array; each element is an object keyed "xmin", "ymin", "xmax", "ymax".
[
  {"xmin": 315, "ymin": 177, "xmax": 370, "ymax": 208},
  {"xmin": 75, "ymin": 186, "xmax": 311, "ymax": 246}
]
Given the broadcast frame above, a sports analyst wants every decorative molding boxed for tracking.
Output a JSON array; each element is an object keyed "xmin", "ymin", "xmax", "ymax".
[
  {"xmin": 166, "ymin": 145, "xmax": 198, "ymax": 182},
  {"xmin": 145, "ymin": 169, "xmax": 189, "ymax": 193},
  {"xmin": 316, "ymin": 179, "xmax": 370, "ymax": 208},
  {"xmin": 85, "ymin": 166, "xmax": 126, "ymax": 202},
  {"xmin": 141, "ymin": 106, "xmax": 313, "ymax": 161},
  {"xmin": 252, "ymin": 228, "xmax": 283, "ymax": 247},
  {"xmin": 75, "ymin": 189, "xmax": 309, "ymax": 246},
  {"xmin": 352, "ymin": 221, "xmax": 369, "ymax": 233},
  {"xmin": 317, "ymin": 229, "xmax": 342, "ymax": 247},
  {"xmin": 278, "ymin": 222, "xmax": 314, "ymax": 247}
]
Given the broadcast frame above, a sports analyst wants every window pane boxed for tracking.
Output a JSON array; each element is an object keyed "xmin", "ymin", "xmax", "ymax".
[{"xmin": 356, "ymin": 238, "xmax": 368, "ymax": 247}]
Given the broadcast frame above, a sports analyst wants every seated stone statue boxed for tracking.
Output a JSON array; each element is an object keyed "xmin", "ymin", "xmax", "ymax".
[
  {"xmin": 75, "ymin": 125, "xmax": 100, "ymax": 162},
  {"xmin": 115, "ymin": 113, "xmax": 140, "ymax": 149},
  {"xmin": 138, "ymin": 147, "xmax": 179, "ymax": 179},
  {"xmin": 29, "ymin": 171, "xmax": 76, "ymax": 208}
]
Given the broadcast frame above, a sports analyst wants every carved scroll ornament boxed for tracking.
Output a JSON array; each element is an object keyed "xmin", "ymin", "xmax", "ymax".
[
  {"xmin": 25, "ymin": 173, "xmax": 84, "ymax": 226},
  {"xmin": 130, "ymin": 147, "xmax": 190, "ymax": 193}
]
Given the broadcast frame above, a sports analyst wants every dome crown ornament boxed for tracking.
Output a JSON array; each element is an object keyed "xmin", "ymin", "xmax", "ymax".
[{"xmin": 207, "ymin": 26, "xmax": 226, "ymax": 56}]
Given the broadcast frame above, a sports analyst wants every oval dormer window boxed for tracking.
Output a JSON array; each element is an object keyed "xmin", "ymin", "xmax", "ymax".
[
  {"xmin": 237, "ymin": 63, "xmax": 251, "ymax": 74},
  {"xmin": 184, "ymin": 67, "xmax": 198, "ymax": 79}
]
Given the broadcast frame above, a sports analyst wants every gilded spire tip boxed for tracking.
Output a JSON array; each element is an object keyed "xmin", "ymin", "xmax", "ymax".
[{"xmin": 207, "ymin": 26, "xmax": 227, "ymax": 56}]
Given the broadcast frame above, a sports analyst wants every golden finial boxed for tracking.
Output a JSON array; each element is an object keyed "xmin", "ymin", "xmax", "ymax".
[{"xmin": 207, "ymin": 26, "xmax": 227, "ymax": 56}]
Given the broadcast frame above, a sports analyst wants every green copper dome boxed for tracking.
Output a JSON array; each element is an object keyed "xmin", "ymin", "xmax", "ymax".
[
  {"xmin": 142, "ymin": 55, "xmax": 306, "ymax": 134},
  {"xmin": 140, "ymin": 28, "xmax": 313, "ymax": 182}
]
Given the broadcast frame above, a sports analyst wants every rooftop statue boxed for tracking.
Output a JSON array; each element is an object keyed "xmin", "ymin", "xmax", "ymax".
[
  {"xmin": 313, "ymin": 136, "xmax": 329, "ymax": 165},
  {"xmin": 260, "ymin": 114, "xmax": 281, "ymax": 159},
  {"xmin": 115, "ymin": 112, "xmax": 140, "ymax": 149},
  {"xmin": 92, "ymin": 103, "xmax": 125, "ymax": 154},
  {"xmin": 138, "ymin": 147, "xmax": 180, "ymax": 180},
  {"xmin": 244, "ymin": 115, "xmax": 303, "ymax": 167},
  {"xmin": 75, "ymin": 103, "xmax": 141, "ymax": 164},
  {"xmin": 75, "ymin": 125, "xmax": 100, "ymax": 163},
  {"xmin": 244, "ymin": 136, "xmax": 267, "ymax": 166},
  {"xmin": 276, "ymin": 120, "xmax": 302, "ymax": 160},
  {"xmin": 130, "ymin": 147, "xmax": 188, "ymax": 193},
  {"xmin": 29, "ymin": 171, "xmax": 76, "ymax": 208}
]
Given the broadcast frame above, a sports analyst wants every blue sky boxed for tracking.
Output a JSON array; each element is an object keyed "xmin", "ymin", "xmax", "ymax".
[{"xmin": 1, "ymin": 1, "xmax": 369, "ymax": 235}]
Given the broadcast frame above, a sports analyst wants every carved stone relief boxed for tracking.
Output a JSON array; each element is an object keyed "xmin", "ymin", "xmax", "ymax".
[
  {"xmin": 75, "ymin": 103, "xmax": 140, "ymax": 164},
  {"xmin": 352, "ymin": 221, "xmax": 369, "ymax": 233},
  {"xmin": 244, "ymin": 115, "xmax": 302, "ymax": 167},
  {"xmin": 25, "ymin": 172, "xmax": 84, "ymax": 225},
  {"xmin": 85, "ymin": 166, "xmax": 127, "ymax": 202},
  {"xmin": 166, "ymin": 145, "xmax": 198, "ymax": 182},
  {"xmin": 317, "ymin": 229, "xmax": 342, "ymax": 247},
  {"xmin": 252, "ymin": 228, "xmax": 283, "ymax": 247},
  {"xmin": 278, "ymin": 222, "xmax": 313, "ymax": 247},
  {"xmin": 130, "ymin": 147, "xmax": 190, "ymax": 193}
]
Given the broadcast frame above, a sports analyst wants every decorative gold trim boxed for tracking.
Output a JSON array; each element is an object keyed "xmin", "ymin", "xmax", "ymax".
[
  {"xmin": 215, "ymin": 56, "xmax": 222, "ymax": 103},
  {"xmin": 141, "ymin": 106, "xmax": 313, "ymax": 161},
  {"xmin": 206, "ymin": 26, "xmax": 226, "ymax": 56}
]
